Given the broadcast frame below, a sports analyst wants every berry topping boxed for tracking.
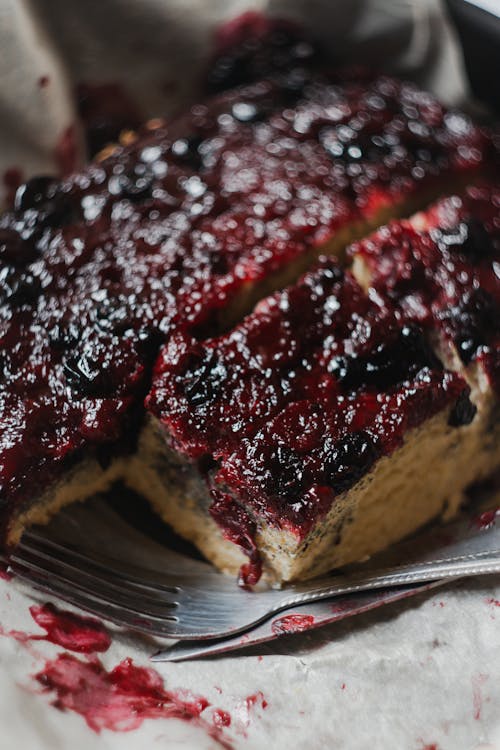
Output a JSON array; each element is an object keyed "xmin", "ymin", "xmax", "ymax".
[
  {"xmin": 0, "ymin": 66, "xmax": 493, "ymax": 541},
  {"xmin": 151, "ymin": 258, "xmax": 467, "ymax": 538},
  {"xmin": 324, "ymin": 431, "xmax": 379, "ymax": 493},
  {"xmin": 351, "ymin": 185, "xmax": 500, "ymax": 389}
]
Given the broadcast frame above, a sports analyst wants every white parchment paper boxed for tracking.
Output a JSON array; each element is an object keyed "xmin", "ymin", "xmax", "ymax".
[{"xmin": 0, "ymin": 2, "xmax": 499, "ymax": 748}]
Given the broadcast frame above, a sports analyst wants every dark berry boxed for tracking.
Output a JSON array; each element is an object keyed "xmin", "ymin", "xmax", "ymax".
[
  {"xmin": 329, "ymin": 325, "xmax": 439, "ymax": 391},
  {"xmin": 183, "ymin": 350, "xmax": 227, "ymax": 407},
  {"xmin": 0, "ymin": 227, "xmax": 38, "ymax": 265},
  {"xmin": 14, "ymin": 176, "xmax": 57, "ymax": 212},
  {"xmin": 109, "ymin": 164, "xmax": 154, "ymax": 202},
  {"xmin": 431, "ymin": 219, "xmax": 495, "ymax": 263},
  {"xmin": 15, "ymin": 176, "xmax": 77, "ymax": 229},
  {"xmin": 324, "ymin": 431, "xmax": 379, "ymax": 493},
  {"xmin": 170, "ymin": 136, "xmax": 204, "ymax": 170},
  {"xmin": 320, "ymin": 129, "xmax": 394, "ymax": 164},
  {"xmin": 93, "ymin": 295, "xmax": 134, "ymax": 335},
  {"xmin": 48, "ymin": 322, "xmax": 81, "ymax": 349},
  {"xmin": 446, "ymin": 289, "xmax": 499, "ymax": 364},
  {"xmin": 205, "ymin": 27, "xmax": 320, "ymax": 94},
  {"xmin": 263, "ymin": 445, "xmax": 306, "ymax": 499},
  {"xmin": 64, "ymin": 355, "xmax": 102, "ymax": 396},
  {"xmin": 0, "ymin": 266, "xmax": 41, "ymax": 306},
  {"xmin": 448, "ymin": 389, "xmax": 477, "ymax": 427}
]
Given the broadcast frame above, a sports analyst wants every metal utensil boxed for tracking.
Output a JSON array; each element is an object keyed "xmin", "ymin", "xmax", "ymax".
[
  {"xmin": 151, "ymin": 580, "xmax": 446, "ymax": 662},
  {"xmin": 6, "ymin": 499, "xmax": 500, "ymax": 641}
]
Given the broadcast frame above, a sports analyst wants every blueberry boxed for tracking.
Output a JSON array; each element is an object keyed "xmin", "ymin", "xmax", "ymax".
[
  {"xmin": 432, "ymin": 219, "xmax": 495, "ymax": 264},
  {"xmin": 205, "ymin": 27, "xmax": 320, "ymax": 93},
  {"xmin": 64, "ymin": 352, "xmax": 108, "ymax": 397},
  {"xmin": 14, "ymin": 176, "xmax": 57, "ymax": 212},
  {"xmin": 446, "ymin": 289, "xmax": 499, "ymax": 364},
  {"xmin": 329, "ymin": 325, "xmax": 439, "ymax": 391},
  {"xmin": 15, "ymin": 176, "xmax": 78, "ymax": 229},
  {"xmin": 262, "ymin": 445, "xmax": 306, "ymax": 499},
  {"xmin": 93, "ymin": 296, "xmax": 134, "ymax": 335},
  {"xmin": 111, "ymin": 164, "xmax": 154, "ymax": 203},
  {"xmin": 48, "ymin": 322, "xmax": 81, "ymax": 349},
  {"xmin": 324, "ymin": 431, "xmax": 379, "ymax": 493},
  {"xmin": 183, "ymin": 350, "xmax": 226, "ymax": 407},
  {"xmin": 0, "ymin": 266, "xmax": 41, "ymax": 306},
  {"xmin": 448, "ymin": 390, "xmax": 477, "ymax": 427},
  {"xmin": 170, "ymin": 136, "xmax": 204, "ymax": 170},
  {"xmin": 0, "ymin": 226, "xmax": 38, "ymax": 265}
]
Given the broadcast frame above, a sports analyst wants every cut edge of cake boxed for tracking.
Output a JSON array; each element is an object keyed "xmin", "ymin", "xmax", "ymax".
[{"xmin": 126, "ymin": 399, "xmax": 499, "ymax": 583}]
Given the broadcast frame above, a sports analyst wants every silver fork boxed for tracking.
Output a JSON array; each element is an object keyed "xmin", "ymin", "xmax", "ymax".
[{"xmin": 6, "ymin": 499, "xmax": 500, "ymax": 640}]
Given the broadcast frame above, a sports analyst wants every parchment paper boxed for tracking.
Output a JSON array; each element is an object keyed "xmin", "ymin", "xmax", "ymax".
[{"xmin": 0, "ymin": 1, "xmax": 499, "ymax": 748}]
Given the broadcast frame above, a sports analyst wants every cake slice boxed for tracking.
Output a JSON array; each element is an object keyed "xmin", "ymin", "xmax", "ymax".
[
  {"xmin": 2, "ymin": 71, "xmax": 494, "ymax": 549},
  {"xmin": 140, "ymin": 258, "xmax": 496, "ymax": 583},
  {"xmin": 350, "ymin": 184, "xmax": 500, "ymax": 466}
]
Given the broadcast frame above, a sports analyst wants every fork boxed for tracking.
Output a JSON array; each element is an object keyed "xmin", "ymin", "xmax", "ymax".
[{"xmin": 6, "ymin": 500, "xmax": 500, "ymax": 640}]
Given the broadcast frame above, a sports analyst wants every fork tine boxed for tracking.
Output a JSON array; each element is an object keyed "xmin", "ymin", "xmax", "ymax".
[
  {"xmin": 19, "ymin": 539, "xmax": 182, "ymax": 597},
  {"xmin": 13, "ymin": 565, "xmax": 182, "ymax": 638},
  {"xmin": 11, "ymin": 548, "xmax": 180, "ymax": 620},
  {"xmin": 22, "ymin": 532, "xmax": 197, "ymax": 590}
]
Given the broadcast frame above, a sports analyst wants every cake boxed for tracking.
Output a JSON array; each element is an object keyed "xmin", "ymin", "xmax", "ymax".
[
  {"xmin": 143, "ymin": 255, "xmax": 498, "ymax": 583},
  {"xmin": 0, "ymin": 67, "xmax": 498, "ymax": 584}
]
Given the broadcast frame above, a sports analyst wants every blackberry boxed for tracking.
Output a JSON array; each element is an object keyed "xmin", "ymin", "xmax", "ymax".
[
  {"xmin": 183, "ymin": 350, "xmax": 227, "ymax": 407},
  {"xmin": 324, "ymin": 431, "xmax": 379, "ymax": 493}
]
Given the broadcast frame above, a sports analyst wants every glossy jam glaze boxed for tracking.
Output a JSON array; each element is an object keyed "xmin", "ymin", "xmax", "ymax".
[
  {"xmin": 0, "ymin": 71, "xmax": 491, "ymax": 532},
  {"xmin": 350, "ymin": 184, "xmax": 500, "ymax": 392},
  {"xmin": 148, "ymin": 258, "xmax": 469, "ymax": 545}
]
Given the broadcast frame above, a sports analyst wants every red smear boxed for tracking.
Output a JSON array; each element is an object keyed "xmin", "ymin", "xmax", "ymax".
[
  {"xmin": 234, "ymin": 691, "xmax": 267, "ymax": 732},
  {"xmin": 54, "ymin": 125, "xmax": 79, "ymax": 176},
  {"xmin": 35, "ymin": 653, "xmax": 232, "ymax": 747},
  {"xmin": 341, "ymin": 683, "xmax": 346, "ymax": 690},
  {"xmin": 485, "ymin": 597, "xmax": 500, "ymax": 608},
  {"xmin": 213, "ymin": 709, "xmax": 232, "ymax": 728},
  {"xmin": 0, "ymin": 603, "xmax": 110, "ymax": 654},
  {"xmin": 472, "ymin": 673, "xmax": 488, "ymax": 720},
  {"xmin": 472, "ymin": 510, "xmax": 498, "ymax": 529},
  {"xmin": 0, "ymin": 566, "xmax": 12, "ymax": 582},
  {"xmin": 418, "ymin": 743, "xmax": 439, "ymax": 750},
  {"xmin": 38, "ymin": 75, "xmax": 50, "ymax": 88},
  {"xmin": 29, "ymin": 603, "xmax": 111, "ymax": 653},
  {"xmin": 271, "ymin": 614, "xmax": 315, "ymax": 635},
  {"xmin": 2, "ymin": 167, "xmax": 24, "ymax": 209},
  {"xmin": 245, "ymin": 692, "xmax": 268, "ymax": 710}
]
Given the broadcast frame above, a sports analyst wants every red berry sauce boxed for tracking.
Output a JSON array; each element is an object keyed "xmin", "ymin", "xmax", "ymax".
[
  {"xmin": 350, "ymin": 184, "xmax": 500, "ymax": 393},
  {"xmin": 29, "ymin": 602, "xmax": 111, "ymax": 653},
  {"xmin": 149, "ymin": 258, "xmax": 469, "ymax": 580},
  {"xmin": 0, "ymin": 68, "xmax": 492, "ymax": 542},
  {"xmin": 271, "ymin": 613, "xmax": 315, "ymax": 635},
  {"xmin": 35, "ymin": 652, "xmax": 232, "ymax": 746}
]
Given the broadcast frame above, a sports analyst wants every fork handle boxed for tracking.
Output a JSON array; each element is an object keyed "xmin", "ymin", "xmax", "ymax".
[{"xmin": 275, "ymin": 552, "xmax": 500, "ymax": 611}]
